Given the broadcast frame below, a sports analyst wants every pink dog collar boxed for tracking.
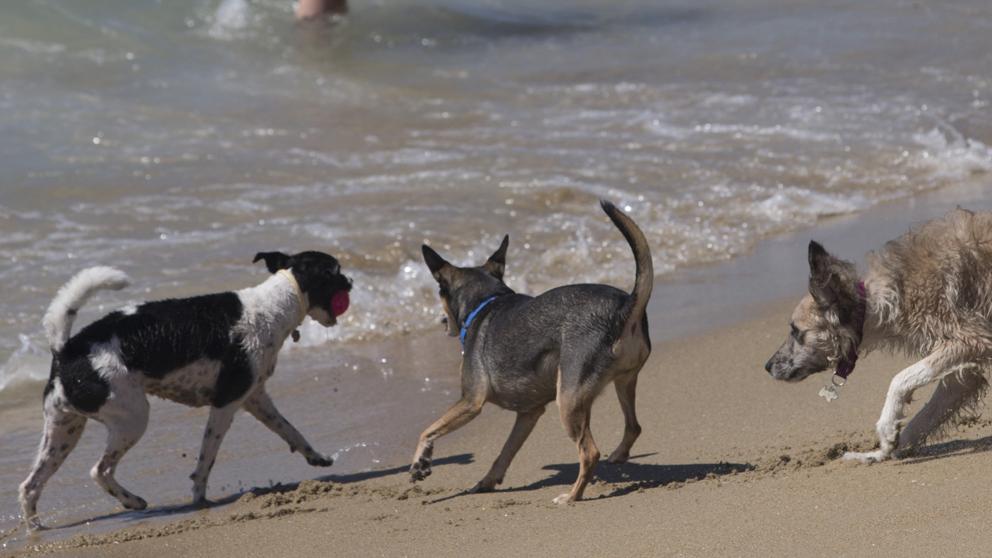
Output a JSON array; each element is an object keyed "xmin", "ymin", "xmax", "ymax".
[
  {"xmin": 820, "ymin": 281, "xmax": 867, "ymax": 402},
  {"xmin": 835, "ymin": 281, "xmax": 867, "ymax": 380}
]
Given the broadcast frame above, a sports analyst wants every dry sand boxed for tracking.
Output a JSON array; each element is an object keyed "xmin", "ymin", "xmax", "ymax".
[{"xmin": 12, "ymin": 297, "xmax": 992, "ymax": 557}]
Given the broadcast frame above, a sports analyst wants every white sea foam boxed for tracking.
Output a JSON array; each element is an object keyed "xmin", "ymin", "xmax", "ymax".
[
  {"xmin": 0, "ymin": 335, "xmax": 49, "ymax": 393},
  {"xmin": 910, "ymin": 128, "xmax": 992, "ymax": 180},
  {"xmin": 208, "ymin": 0, "xmax": 251, "ymax": 40},
  {"xmin": 751, "ymin": 188, "xmax": 869, "ymax": 223},
  {"xmin": 0, "ymin": 38, "xmax": 66, "ymax": 56}
]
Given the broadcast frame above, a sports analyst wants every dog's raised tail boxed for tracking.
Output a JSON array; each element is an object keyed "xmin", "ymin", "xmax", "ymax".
[
  {"xmin": 601, "ymin": 200, "xmax": 653, "ymax": 323},
  {"xmin": 43, "ymin": 267, "xmax": 130, "ymax": 353}
]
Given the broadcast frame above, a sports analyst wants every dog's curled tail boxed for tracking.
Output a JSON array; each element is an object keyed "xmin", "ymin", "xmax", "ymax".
[
  {"xmin": 43, "ymin": 267, "xmax": 130, "ymax": 353},
  {"xmin": 600, "ymin": 200, "xmax": 653, "ymax": 324}
]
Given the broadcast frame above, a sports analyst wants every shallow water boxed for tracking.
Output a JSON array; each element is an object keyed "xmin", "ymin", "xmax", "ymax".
[{"xmin": 1, "ymin": 0, "xmax": 991, "ymax": 546}]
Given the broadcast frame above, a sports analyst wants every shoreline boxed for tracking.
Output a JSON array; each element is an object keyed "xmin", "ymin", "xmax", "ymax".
[
  {"xmin": 646, "ymin": 177, "xmax": 991, "ymax": 342},
  {"xmin": 3, "ymin": 178, "xmax": 991, "ymax": 555}
]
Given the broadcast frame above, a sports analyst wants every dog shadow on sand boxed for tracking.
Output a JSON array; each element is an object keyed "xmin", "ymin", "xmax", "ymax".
[
  {"xmin": 50, "ymin": 452, "xmax": 750, "ymax": 531},
  {"xmin": 52, "ymin": 454, "xmax": 477, "ymax": 532},
  {"xmin": 427, "ymin": 453, "xmax": 753, "ymax": 504},
  {"xmin": 897, "ymin": 434, "xmax": 992, "ymax": 466},
  {"xmin": 517, "ymin": 454, "xmax": 752, "ymax": 500}
]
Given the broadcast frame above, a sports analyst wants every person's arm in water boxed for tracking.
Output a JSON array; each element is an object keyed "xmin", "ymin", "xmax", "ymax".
[{"xmin": 295, "ymin": 0, "xmax": 347, "ymax": 19}]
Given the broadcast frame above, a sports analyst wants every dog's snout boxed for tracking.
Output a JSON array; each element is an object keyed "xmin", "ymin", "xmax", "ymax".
[{"xmin": 764, "ymin": 359, "xmax": 773, "ymax": 374}]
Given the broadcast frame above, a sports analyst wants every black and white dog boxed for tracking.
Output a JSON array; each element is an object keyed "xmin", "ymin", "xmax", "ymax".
[{"xmin": 19, "ymin": 251, "xmax": 351, "ymax": 530}]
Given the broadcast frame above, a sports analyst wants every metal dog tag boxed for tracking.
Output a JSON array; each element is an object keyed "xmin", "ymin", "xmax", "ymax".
[
  {"xmin": 818, "ymin": 374, "xmax": 845, "ymax": 402},
  {"xmin": 818, "ymin": 383, "xmax": 839, "ymax": 402}
]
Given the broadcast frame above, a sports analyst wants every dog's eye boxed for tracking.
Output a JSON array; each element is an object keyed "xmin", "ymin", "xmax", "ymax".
[{"xmin": 790, "ymin": 324, "xmax": 805, "ymax": 344}]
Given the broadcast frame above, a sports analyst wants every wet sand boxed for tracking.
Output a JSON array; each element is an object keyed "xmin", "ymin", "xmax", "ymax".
[{"xmin": 9, "ymin": 181, "xmax": 992, "ymax": 557}]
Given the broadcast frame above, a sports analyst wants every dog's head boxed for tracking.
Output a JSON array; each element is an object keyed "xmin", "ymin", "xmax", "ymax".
[
  {"xmin": 253, "ymin": 250, "xmax": 352, "ymax": 327},
  {"xmin": 421, "ymin": 235, "xmax": 512, "ymax": 337},
  {"xmin": 765, "ymin": 241, "xmax": 861, "ymax": 382}
]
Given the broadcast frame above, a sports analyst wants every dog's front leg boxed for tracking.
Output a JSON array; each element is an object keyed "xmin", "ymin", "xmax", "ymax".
[
  {"xmin": 844, "ymin": 346, "xmax": 966, "ymax": 464},
  {"xmin": 244, "ymin": 390, "xmax": 333, "ymax": 467},
  {"xmin": 190, "ymin": 404, "xmax": 238, "ymax": 505},
  {"xmin": 410, "ymin": 395, "xmax": 484, "ymax": 482}
]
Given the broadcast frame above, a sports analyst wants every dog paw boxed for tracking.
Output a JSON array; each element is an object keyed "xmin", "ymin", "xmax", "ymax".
[
  {"xmin": 409, "ymin": 458, "xmax": 432, "ymax": 482},
  {"xmin": 469, "ymin": 478, "xmax": 499, "ymax": 494},
  {"xmin": 306, "ymin": 454, "xmax": 334, "ymax": 467},
  {"xmin": 122, "ymin": 496, "xmax": 148, "ymax": 511},
  {"xmin": 23, "ymin": 518, "xmax": 46, "ymax": 532},
  {"xmin": 606, "ymin": 450, "xmax": 630, "ymax": 464},
  {"xmin": 552, "ymin": 493, "xmax": 574, "ymax": 506},
  {"xmin": 191, "ymin": 496, "xmax": 213, "ymax": 509},
  {"xmin": 191, "ymin": 488, "xmax": 210, "ymax": 508},
  {"xmin": 842, "ymin": 450, "xmax": 887, "ymax": 464}
]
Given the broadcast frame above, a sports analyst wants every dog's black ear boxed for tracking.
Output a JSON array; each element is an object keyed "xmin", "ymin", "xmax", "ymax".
[
  {"xmin": 808, "ymin": 241, "xmax": 830, "ymax": 276},
  {"xmin": 808, "ymin": 241, "xmax": 842, "ymax": 307},
  {"xmin": 253, "ymin": 251, "xmax": 292, "ymax": 273},
  {"xmin": 483, "ymin": 234, "xmax": 509, "ymax": 280},
  {"xmin": 422, "ymin": 245, "xmax": 451, "ymax": 280}
]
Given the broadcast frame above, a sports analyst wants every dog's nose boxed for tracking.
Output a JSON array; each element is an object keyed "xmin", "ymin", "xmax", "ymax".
[{"xmin": 764, "ymin": 360, "xmax": 773, "ymax": 374}]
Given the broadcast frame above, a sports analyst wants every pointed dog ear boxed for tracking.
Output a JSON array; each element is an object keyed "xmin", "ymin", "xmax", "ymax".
[
  {"xmin": 808, "ymin": 240, "xmax": 830, "ymax": 277},
  {"xmin": 807, "ymin": 240, "xmax": 842, "ymax": 308},
  {"xmin": 253, "ymin": 251, "xmax": 292, "ymax": 273},
  {"xmin": 483, "ymin": 234, "xmax": 509, "ymax": 280},
  {"xmin": 422, "ymin": 245, "xmax": 452, "ymax": 280}
]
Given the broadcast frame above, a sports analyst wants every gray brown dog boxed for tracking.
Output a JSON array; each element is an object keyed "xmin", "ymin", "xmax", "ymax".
[
  {"xmin": 766, "ymin": 208, "xmax": 992, "ymax": 462},
  {"xmin": 409, "ymin": 200, "xmax": 653, "ymax": 504}
]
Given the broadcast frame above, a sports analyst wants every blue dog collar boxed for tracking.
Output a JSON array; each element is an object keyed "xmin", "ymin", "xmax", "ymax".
[{"xmin": 459, "ymin": 296, "xmax": 498, "ymax": 347}]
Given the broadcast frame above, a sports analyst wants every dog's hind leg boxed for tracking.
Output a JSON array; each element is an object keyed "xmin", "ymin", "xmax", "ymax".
[
  {"xmin": 472, "ymin": 406, "xmax": 545, "ymax": 493},
  {"xmin": 554, "ymin": 394, "xmax": 600, "ymax": 505},
  {"xmin": 607, "ymin": 372, "xmax": 642, "ymax": 464},
  {"xmin": 19, "ymin": 410, "xmax": 86, "ymax": 530},
  {"xmin": 844, "ymin": 344, "xmax": 977, "ymax": 463},
  {"xmin": 189, "ymin": 404, "xmax": 238, "ymax": 505},
  {"xmin": 409, "ymin": 394, "xmax": 485, "ymax": 482},
  {"xmin": 91, "ymin": 382, "xmax": 150, "ymax": 511},
  {"xmin": 244, "ymin": 389, "xmax": 333, "ymax": 467},
  {"xmin": 897, "ymin": 368, "xmax": 988, "ymax": 454}
]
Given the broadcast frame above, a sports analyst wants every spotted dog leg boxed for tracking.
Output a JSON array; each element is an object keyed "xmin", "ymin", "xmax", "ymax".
[
  {"xmin": 244, "ymin": 389, "xmax": 333, "ymax": 467},
  {"xmin": 19, "ymin": 411, "xmax": 87, "ymax": 530},
  {"xmin": 189, "ymin": 404, "xmax": 238, "ymax": 505},
  {"xmin": 90, "ymin": 381, "xmax": 150, "ymax": 511}
]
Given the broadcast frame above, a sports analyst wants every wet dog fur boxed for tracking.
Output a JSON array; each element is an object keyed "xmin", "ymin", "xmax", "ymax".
[
  {"xmin": 409, "ymin": 200, "xmax": 653, "ymax": 504},
  {"xmin": 766, "ymin": 208, "xmax": 992, "ymax": 462},
  {"xmin": 19, "ymin": 251, "xmax": 351, "ymax": 530}
]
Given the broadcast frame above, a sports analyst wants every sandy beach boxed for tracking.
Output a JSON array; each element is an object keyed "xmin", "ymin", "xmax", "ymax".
[
  {"xmin": 7, "ymin": 182, "xmax": 992, "ymax": 557},
  {"xmin": 18, "ymin": 298, "xmax": 992, "ymax": 558}
]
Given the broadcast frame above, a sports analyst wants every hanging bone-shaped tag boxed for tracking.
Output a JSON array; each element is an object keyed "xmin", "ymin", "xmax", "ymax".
[
  {"xmin": 818, "ymin": 374, "xmax": 846, "ymax": 402},
  {"xmin": 818, "ymin": 383, "xmax": 840, "ymax": 402}
]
